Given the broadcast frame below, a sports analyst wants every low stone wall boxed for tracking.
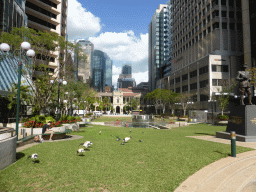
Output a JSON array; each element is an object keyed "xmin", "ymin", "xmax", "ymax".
[
  {"xmin": 0, "ymin": 136, "xmax": 17, "ymax": 170},
  {"xmin": 62, "ymin": 123, "xmax": 79, "ymax": 131},
  {"xmin": 0, "ymin": 123, "xmax": 24, "ymax": 129}
]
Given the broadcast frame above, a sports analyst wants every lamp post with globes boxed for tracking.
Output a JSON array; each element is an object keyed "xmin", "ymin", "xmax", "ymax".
[{"xmin": 0, "ymin": 42, "xmax": 35, "ymax": 140}]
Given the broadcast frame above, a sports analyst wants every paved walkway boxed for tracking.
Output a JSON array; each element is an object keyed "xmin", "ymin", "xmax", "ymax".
[
  {"xmin": 16, "ymin": 135, "xmax": 84, "ymax": 152},
  {"xmin": 175, "ymin": 136, "xmax": 256, "ymax": 192}
]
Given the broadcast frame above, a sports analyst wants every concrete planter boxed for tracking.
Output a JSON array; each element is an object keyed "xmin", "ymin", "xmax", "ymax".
[
  {"xmin": 62, "ymin": 123, "xmax": 79, "ymax": 131},
  {"xmin": 0, "ymin": 136, "xmax": 16, "ymax": 170},
  {"xmin": 216, "ymin": 120, "xmax": 228, "ymax": 125}
]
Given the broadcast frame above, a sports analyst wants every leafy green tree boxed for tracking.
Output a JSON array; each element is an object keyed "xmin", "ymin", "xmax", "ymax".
[
  {"xmin": 0, "ymin": 27, "xmax": 87, "ymax": 115},
  {"xmin": 102, "ymin": 97, "xmax": 111, "ymax": 111},
  {"xmin": 212, "ymin": 79, "xmax": 236, "ymax": 115},
  {"xmin": 7, "ymin": 81, "xmax": 33, "ymax": 111}
]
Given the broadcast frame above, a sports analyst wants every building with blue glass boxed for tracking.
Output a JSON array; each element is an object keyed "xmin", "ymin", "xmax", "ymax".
[
  {"xmin": 92, "ymin": 50, "xmax": 112, "ymax": 92},
  {"xmin": 0, "ymin": 0, "xmax": 27, "ymax": 32}
]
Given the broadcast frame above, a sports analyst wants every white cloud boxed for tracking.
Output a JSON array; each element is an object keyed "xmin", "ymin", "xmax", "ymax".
[
  {"xmin": 67, "ymin": 0, "xmax": 102, "ymax": 40},
  {"xmin": 112, "ymin": 65, "xmax": 122, "ymax": 75},
  {"xmin": 133, "ymin": 71, "xmax": 148, "ymax": 85},
  {"xmin": 89, "ymin": 31, "xmax": 148, "ymax": 73}
]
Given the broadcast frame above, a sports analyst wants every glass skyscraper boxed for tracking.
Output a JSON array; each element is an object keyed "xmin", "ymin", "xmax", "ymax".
[
  {"xmin": 0, "ymin": 0, "xmax": 26, "ymax": 32},
  {"xmin": 148, "ymin": 4, "xmax": 168, "ymax": 91},
  {"xmin": 92, "ymin": 50, "xmax": 112, "ymax": 92}
]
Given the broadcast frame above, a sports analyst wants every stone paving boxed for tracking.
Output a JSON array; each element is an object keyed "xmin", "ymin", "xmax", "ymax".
[
  {"xmin": 175, "ymin": 135, "xmax": 256, "ymax": 192},
  {"xmin": 16, "ymin": 135, "xmax": 84, "ymax": 152}
]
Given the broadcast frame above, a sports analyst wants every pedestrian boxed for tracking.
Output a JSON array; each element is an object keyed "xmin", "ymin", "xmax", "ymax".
[{"xmin": 42, "ymin": 121, "xmax": 54, "ymax": 141}]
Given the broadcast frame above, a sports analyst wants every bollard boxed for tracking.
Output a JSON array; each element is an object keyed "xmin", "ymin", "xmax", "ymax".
[{"xmin": 230, "ymin": 131, "xmax": 236, "ymax": 157}]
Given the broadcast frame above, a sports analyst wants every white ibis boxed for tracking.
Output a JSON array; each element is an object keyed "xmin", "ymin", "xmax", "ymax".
[
  {"xmin": 123, "ymin": 137, "xmax": 131, "ymax": 143},
  {"xmin": 28, "ymin": 153, "xmax": 38, "ymax": 163},
  {"xmin": 77, "ymin": 148, "xmax": 85, "ymax": 155},
  {"xmin": 79, "ymin": 141, "xmax": 93, "ymax": 149}
]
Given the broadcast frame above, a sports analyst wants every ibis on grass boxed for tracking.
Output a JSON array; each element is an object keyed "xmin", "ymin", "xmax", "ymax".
[
  {"xmin": 123, "ymin": 137, "xmax": 131, "ymax": 143},
  {"xmin": 77, "ymin": 148, "xmax": 85, "ymax": 156},
  {"xmin": 27, "ymin": 153, "xmax": 38, "ymax": 163},
  {"xmin": 79, "ymin": 141, "xmax": 93, "ymax": 149}
]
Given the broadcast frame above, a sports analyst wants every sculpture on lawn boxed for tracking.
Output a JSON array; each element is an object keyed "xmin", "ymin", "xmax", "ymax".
[{"xmin": 236, "ymin": 63, "xmax": 252, "ymax": 105}]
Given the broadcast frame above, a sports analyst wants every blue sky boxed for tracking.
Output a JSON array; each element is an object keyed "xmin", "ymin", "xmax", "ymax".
[{"xmin": 67, "ymin": 0, "xmax": 167, "ymax": 87}]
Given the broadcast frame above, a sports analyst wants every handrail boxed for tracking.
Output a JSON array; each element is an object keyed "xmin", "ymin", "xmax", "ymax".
[{"xmin": 0, "ymin": 127, "xmax": 15, "ymax": 135}]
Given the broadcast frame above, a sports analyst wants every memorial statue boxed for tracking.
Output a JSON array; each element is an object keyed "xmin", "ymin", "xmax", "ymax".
[{"xmin": 236, "ymin": 63, "xmax": 252, "ymax": 105}]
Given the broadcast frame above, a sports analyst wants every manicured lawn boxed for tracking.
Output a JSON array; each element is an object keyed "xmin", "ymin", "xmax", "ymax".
[
  {"xmin": 0, "ymin": 124, "xmax": 253, "ymax": 191},
  {"xmin": 92, "ymin": 116, "xmax": 132, "ymax": 122}
]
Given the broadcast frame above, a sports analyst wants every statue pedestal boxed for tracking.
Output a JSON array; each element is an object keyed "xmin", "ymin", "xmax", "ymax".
[{"xmin": 216, "ymin": 105, "xmax": 256, "ymax": 142}]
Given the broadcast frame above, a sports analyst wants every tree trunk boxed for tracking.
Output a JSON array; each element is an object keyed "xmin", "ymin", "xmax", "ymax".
[{"xmin": 221, "ymin": 110, "xmax": 224, "ymax": 115}]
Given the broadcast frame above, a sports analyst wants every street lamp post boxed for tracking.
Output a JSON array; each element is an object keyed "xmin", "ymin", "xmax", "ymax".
[
  {"xmin": 0, "ymin": 42, "xmax": 35, "ymax": 140},
  {"xmin": 50, "ymin": 79, "xmax": 67, "ymax": 121}
]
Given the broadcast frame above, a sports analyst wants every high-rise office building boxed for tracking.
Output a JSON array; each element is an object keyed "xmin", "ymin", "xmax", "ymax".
[
  {"xmin": 156, "ymin": 0, "xmax": 244, "ymax": 104},
  {"xmin": 148, "ymin": 4, "xmax": 168, "ymax": 92},
  {"xmin": 105, "ymin": 53, "xmax": 112, "ymax": 87},
  {"xmin": 0, "ymin": 0, "xmax": 27, "ymax": 32},
  {"xmin": 118, "ymin": 64, "xmax": 136, "ymax": 89},
  {"xmin": 121, "ymin": 64, "xmax": 132, "ymax": 77},
  {"xmin": 92, "ymin": 50, "xmax": 112, "ymax": 92},
  {"xmin": 25, "ymin": 0, "xmax": 68, "ymax": 73},
  {"xmin": 75, "ymin": 39, "xmax": 94, "ymax": 84}
]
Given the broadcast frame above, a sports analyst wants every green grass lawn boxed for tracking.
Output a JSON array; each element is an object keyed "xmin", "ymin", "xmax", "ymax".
[{"xmin": 0, "ymin": 124, "xmax": 253, "ymax": 191}]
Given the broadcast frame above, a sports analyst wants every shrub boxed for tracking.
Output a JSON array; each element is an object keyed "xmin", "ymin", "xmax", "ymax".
[
  {"xmin": 45, "ymin": 116, "xmax": 55, "ymax": 123},
  {"xmin": 161, "ymin": 113, "xmax": 166, "ymax": 117},
  {"xmin": 24, "ymin": 121, "xmax": 43, "ymax": 128},
  {"xmin": 86, "ymin": 112, "xmax": 93, "ymax": 116},
  {"xmin": 51, "ymin": 121, "xmax": 62, "ymax": 127},
  {"xmin": 60, "ymin": 114, "xmax": 68, "ymax": 121},
  {"xmin": 67, "ymin": 116, "xmax": 75, "ymax": 121},
  {"xmin": 217, "ymin": 115, "xmax": 229, "ymax": 121}
]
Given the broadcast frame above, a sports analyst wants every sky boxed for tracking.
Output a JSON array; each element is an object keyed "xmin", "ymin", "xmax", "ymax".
[{"xmin": 67, "ymin": 0, "xmax": 167, "ymax": 87}]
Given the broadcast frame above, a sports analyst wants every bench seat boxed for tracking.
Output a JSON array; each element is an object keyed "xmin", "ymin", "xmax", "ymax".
[{"xmin": 42, "ymin": 129, "xmax": 72, "ymax": 140}]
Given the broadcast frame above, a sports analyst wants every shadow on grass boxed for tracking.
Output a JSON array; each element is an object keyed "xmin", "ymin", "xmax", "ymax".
[
  {"xmin": 213, "ymin": 150, "xmax": 231, "ymax": 156},
  {"xmin": 33, "ymin": 160, "xmax": 40, "ymax": 164},
  {"xmin": 16, "ymin": 152, "xmax": 25, "ymax": 160},
  {"xmin": 195, "ymin": 132, "xmax": 215, "ymax": 136}
]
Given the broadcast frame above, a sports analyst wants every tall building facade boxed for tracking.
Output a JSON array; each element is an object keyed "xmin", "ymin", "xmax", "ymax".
[
  {"xmin": 118, "ymin": 64, "xmax": 136, "ymax": 89},
  {"xmin": 0, "ymin": 0, "xmax": 27, "ymax": 32},
  {"xmin": 25, "ymin": 0, "xmax": 68, "ymax": 73},
  {"xmin": 75, "ymin": 39, "xmax": 94, "ymax": 84},
  {"xmin": 148, "ymin": 4, "xmax": 168, "ymax": 92},
  {"xmin": 155, "ymin": 0, "xmax": 244, "ymax": 105},
  {"xmin": 92, "ymin": 50, "xmax": 112, "ymax": 92},
  {"xmin": 121, "ymin": 64, "xmax": 132, "ymax": 77},
  {"xmin": 105, "ymin": 53, "xmax": 112, "ymax": 87}
]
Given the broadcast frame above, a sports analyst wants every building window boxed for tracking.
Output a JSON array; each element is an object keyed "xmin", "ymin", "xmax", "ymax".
[
  {"xmin": 221, "ymin": 11, "xmax": 227, "ymax": 17},
  {"xmin": 230, "ymin": 23, "xmax": 235, "ymax": 30},
  {"xmin": 199, "ymin": 66, "xmax": 209, "ymax": 75},
  {"xmin": 175, "ymin": 77, "xmax": 180, "ymax": 83},
  {"xmin": 182, "ymin": 74, "xmax": 188, "ymax": 81},
  {"xmin": 229, "ymin": 11, "xmax": 234, "ymax": 18},
  {"xmin": 190, "ymin": 82, "xmax": 197, "ymax": 90},
  {"xmin": 212, "ymin": 65, "xmax": 229, "ymax": 72},
  {"xmin": 222, "ymin": 23, "xmax": 227, "ymax": 29},
  {"xmin": 182, "ymin": 85, "xmax": 188, "ymax": 92},
  {"xmin": 212, "ymin": 79, "xmax": 229, "ymax": 86},
  {"xmin": 176, "ymin": 87, "xmax": 180, "ymax": 93},
  {"xmin": 200, "ymin": 94, "xmax": 209, "ymax": 101},
  {"xmin": 213, "ymin": 22, "xmax": 220, "ymax": 30},
  {"xmin": 117, "ymin": 99, "xmax": 119, "ymax": 103},
  {"xmin": 190, "ymin": 70, "xmax": 197, "ymax": 78},
  {"xmin": 199, "ymin": 80, "xmax": 208, "ymax": 88},
  {"xmin": 170, "ymin": 79, "xmax": 174, "ymax": 85}
]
